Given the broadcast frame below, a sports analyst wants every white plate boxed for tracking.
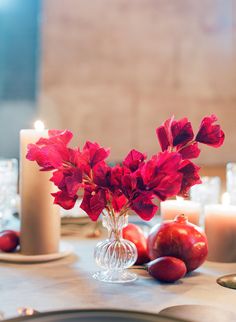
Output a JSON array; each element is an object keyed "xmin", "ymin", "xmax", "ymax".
[{"xmin": 0, "ymin": 241, "xmax": 74, "ymax": 263}]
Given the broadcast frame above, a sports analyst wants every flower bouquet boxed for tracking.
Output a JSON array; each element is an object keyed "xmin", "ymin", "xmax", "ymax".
[{"xmin": 27, "ymin": 114, "xmax": 224, "ymax": 283}]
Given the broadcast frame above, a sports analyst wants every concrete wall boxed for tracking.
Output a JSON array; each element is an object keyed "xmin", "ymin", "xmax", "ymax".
[
  {"xmin": 39, "ymin": 0, "xmax": 236, "ymax": 164},
  {"xmin": 0, "ymin": 102, "xmax": 36, "ymax": 158}
]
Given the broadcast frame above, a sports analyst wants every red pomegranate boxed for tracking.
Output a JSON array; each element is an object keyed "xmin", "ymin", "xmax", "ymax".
[
  {"xmin": 123, "ymin": 223, "xmax": 150, "ymax": 265},
  {"xmin": 147, "ymin": 214, "xmax": 208, "ymax": 272}
]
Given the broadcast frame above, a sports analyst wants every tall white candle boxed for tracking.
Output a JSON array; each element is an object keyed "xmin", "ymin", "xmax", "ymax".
[
  {"xmin": 20, "ymin": 121, "xmax": 60, "ymax": 255},
  {"xmin": 161, "ymin": 198, "xmax": 201, "ymax": 226},
  {"xmin": 205, "ymin": 204, "xmax": 236, "ymax": 262}
]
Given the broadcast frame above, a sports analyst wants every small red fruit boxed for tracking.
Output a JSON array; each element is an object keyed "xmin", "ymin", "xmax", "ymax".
[
  {"xmin": 146, "ymin": 256, "xmax": 187, "ymax": 282},
  {"xmin": 123, "ymin": 223, "xmax": 150, "ymax": 265},
  {"xmin": 0, "ymin": 230, "xmax": 20, "ymax": 252}
]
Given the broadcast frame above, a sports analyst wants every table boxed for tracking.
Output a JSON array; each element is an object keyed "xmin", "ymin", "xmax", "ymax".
[{"xmin": 1, "ymin": 236, "xmax": 236, "ymax": 320}]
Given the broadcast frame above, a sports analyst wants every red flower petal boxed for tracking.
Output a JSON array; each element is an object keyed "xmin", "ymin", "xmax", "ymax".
[
  {"xmin": 156, "ymin": 117, "xmax": 173, "ymax": 151},
  {"xmin": 50, "ymin": 168, "xmax": 82, "ymax": 197},
  {"xmin": 121, "ymin": 173, "xmax": 137, "ymax": 198},
  {"xmin": 131, "ymin": 194, "xmax": 158, "ymax": 220},
  {"xmin": 153, "ymin": 173, "xmax": 183, "ymax": 201},
  {"xmin": 156, "ymin": 151, "xmax": 182, "ymax": 172},
  {"xmin": 178, "ymin": 142, "xmax": 200, "ymax": 159},
  {"xmin": 112, "ymin": 194, "xmax": 127, "ymax": 212},
  {"xmin": 51, "ymin": 191, "xmax": 78, "ymax": 210},
  {"xmin": 68, "ymin": 148, "xmax": 81, "ymax": 166},
  {"xmin": 64, "ymin": 169, "xmax": 82, "ymax": 197},
  {"xmin": 93, "ymin": 163, "xmax": 111, "ymax": 188},
  {"xmin": 123, "ymin": 149, "xmax": 146, "ymax": 172},
  {"xmin": 171, "ymin": 118, "xmax": 194, "ymax": 147},
  {"xmin": 80, "ymin": 189, "xmax": 107, "ymax": 221},
  {"xmin": 82, "ymin": 141, "xmax": 110, "ymax": 168},
  {"xmin": 26, "ymin": 144, "xmax": 64, "ymax": 170},
  {"xmin": 178, "ymin": 160, "xmax": 201, "ymax": 196},
  {"xmin": 50, "ymin": 170, "xmax": 65, "ymax": 187},
  {"xmin": 110, "ymin": 165, "xmax": 125, "ymax": 188},
  {"xmin": 196, "ymin": 114, "xmax": 225, "ymax": 147}
]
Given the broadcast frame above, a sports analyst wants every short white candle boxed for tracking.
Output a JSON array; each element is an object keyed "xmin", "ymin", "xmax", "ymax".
[
  {"xmin": 221, "ymin": 192, "xmax": 231, "ymax": 206},
  {"xmin": 161, "ymin": 198, "xmax": 201, "ymax": 226},
  {"xmin": 20, "ymin": 121, "xmax": 60, "ymax": 255},
  {"xmin": 205, "ymin": 204, "xmax": 236, "ymax": 262}
]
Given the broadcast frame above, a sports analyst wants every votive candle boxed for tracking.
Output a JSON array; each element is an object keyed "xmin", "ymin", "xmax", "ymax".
[
  {"xmin": 205, "ymin": 204, "xmax": 236, "ymax": 262},
  {"xmin": 161, "ymin": 198, "xmax": 201, "ymax": 225}
]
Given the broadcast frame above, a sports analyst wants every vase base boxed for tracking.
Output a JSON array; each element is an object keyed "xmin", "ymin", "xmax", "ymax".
[{"xmin": 93, "ymin": 269, "xmax": 137, "ymax": 283}]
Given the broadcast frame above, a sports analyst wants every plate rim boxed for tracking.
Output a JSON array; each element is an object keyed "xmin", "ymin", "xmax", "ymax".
[
  {"xmin": 3, "ymin": 308, "xmax": 191, "ymax": 322},
  {"xmin": 0, "ymin": 241, "xmax": 73, "ymax": 263}
]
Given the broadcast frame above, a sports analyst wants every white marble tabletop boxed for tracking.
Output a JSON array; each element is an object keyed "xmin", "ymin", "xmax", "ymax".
[{"xmin": 1, "ymin": 235, "xmax": 236, "ymax": 320}]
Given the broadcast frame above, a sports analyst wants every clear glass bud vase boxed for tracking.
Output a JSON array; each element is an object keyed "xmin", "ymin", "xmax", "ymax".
[{"xmin": 93, "ymin": 212, "xmax": 138, "ymax": 283}]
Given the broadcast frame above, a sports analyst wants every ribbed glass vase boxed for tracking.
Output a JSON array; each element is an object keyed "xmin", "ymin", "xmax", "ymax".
[{"xmin": 93, "ymin": 212, "xmax": 138, "ymax": 283}]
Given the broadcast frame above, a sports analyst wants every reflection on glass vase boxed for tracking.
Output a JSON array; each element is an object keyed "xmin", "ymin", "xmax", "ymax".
[{"xmin": 93, "ymin": 212, "xmax": 138, "ymax": 283}]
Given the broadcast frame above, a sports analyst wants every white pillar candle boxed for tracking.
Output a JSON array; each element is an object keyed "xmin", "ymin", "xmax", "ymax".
[
  {"xmin": 205, "ymin": 204, "xmax": 236, "ymax": 262},
  {"xmin": 20, "ymin": 121, "xmax": 60, "ymax": 255},
  {"xmin": 161, "ymin": 198, "xmax": 201, "ymax": 226}
]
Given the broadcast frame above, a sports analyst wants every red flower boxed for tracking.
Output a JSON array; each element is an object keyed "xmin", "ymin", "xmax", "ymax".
[
  {"xmin": 156, "ymin": 117, "xmax": 194, "ymax": 151},
  {"xmin": 79, "ymin": 141, "xmax": 110, "ymax": 170},
  {"xmin": 36, "ymin": 130, "xmax": 73, "ymax": 146},
  {"xmin": 51, "ymin": 168, "xmax": 82, "ymax": 197},
  {"xmin": 196, "ymin": 114, "xmax": 225, "ymax": 147},
  {"xmin": 107, "ymin": 165, "xmax": 134, "ymax": 194},
  {"xmin": 131, "ymin": 193, "xmax": 158, "ymax": 220},
  {"xmin": 153, "ymin": 174, "xmax": 183, "ymax": 201},
  {"xmin": 141, "ymin": 152, "xmax": 183, "ymax": 201},
  {"xmin": 26, "ymin": 130, "xmax": 74, "ymax": 170},
  {"xmin": 91, "ymin": 163, "xmax": 129, "ymax": 213},
  {"xmin": 171, "ymin": 118, "xmax": 194, "ymax": 147},
  {"xmin": 93, "ymin": 164, "xmax": 135, "ymax": 212},
  {"xmin": 26, "ymin": 115, "xmax": 225, "ymax": 223},
  {"xmin": 26, "ymin": 144, "xmax": 65, "ymax": 170},
  {"xmin": 51, "ymin": 191, "xmax": 78, "ymax": 210},
  {"xmin": 142, "ymin": 152, "xmax": 182, "ymax": 188},
  {"xmin": 80, "ymin": 188, "xmax": 107, "ymax": 221},
  {"xmin": 178, "ymin": 160, "xmax": 201, "ymax": 196},
  {"xmin": 156, "ymin": 117, "xmax": 173, "ymax": 151},
  {"xmin": 123, "ymin": 149, "xmax": 146, "ymax": 172}
]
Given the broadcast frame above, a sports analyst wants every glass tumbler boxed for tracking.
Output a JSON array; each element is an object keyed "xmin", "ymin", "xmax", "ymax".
[{"xmin": 0, "ymin": 158, "xmax": 18, "ymax": 229}]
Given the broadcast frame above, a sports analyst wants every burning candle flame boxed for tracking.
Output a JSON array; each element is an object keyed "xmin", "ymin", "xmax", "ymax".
[
  {"xmin": 176, "ymin": 196, "xmax": 184, "ymax": 202},
  {"xmin": 34, "ymin": 120, "xmax": 45, "ymax": 131}
]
